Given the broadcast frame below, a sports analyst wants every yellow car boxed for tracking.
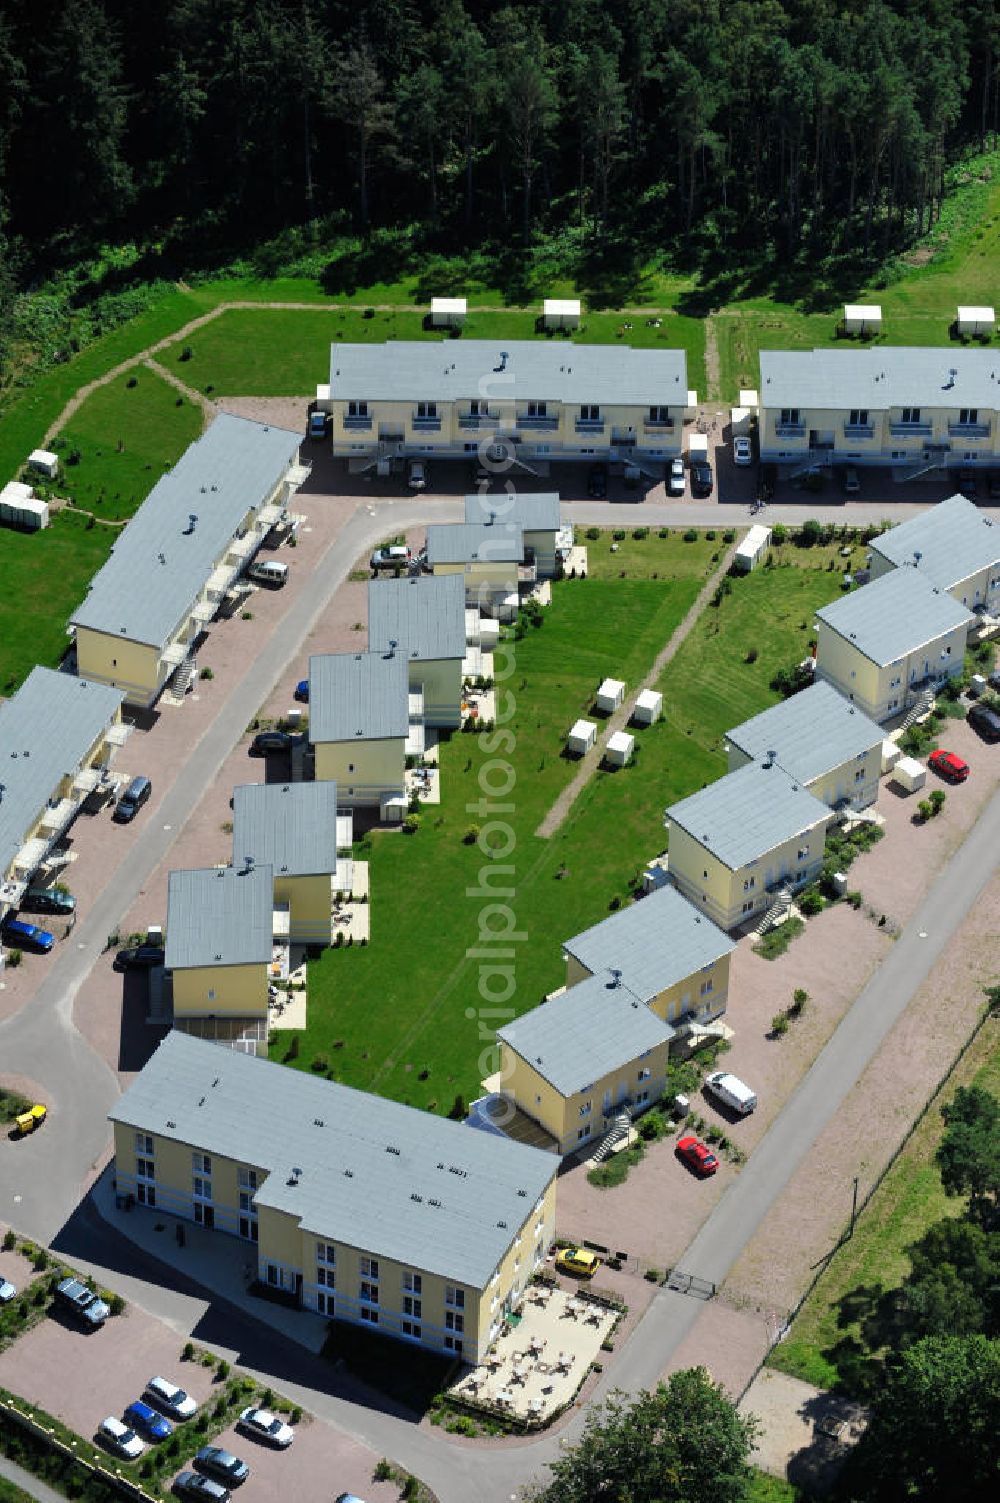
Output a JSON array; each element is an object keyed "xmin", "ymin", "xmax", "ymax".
[
  {"xmin": 555, "ymin": 1246, "xmax": 601, "ymax": 1280},
  {"xmin": 15, "ymin": 1104, "xmax": 47, "ymax": 1136}
]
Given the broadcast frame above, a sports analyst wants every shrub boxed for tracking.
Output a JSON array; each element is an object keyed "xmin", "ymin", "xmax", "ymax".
[
  {"xmin": 632, "ymin": 526, "xmax": 649, "ymax": 540},
  {"xmin": 32, "ymin": 1248, "xmax": 49, "ymax": 1271},
  {"xmin": 658, "ymin": 527, "xmax": 669, "ymax": 538},
  {"xmin": 311, "ymin": 1054, "xmax": 329, "ymax": 1072},
  {"xmin": 5, "ymin": 948, "xmax": 21, "ymax": 967},
  {"xmin": 585, "ymin": 526, "xmax": 600, "ymax": 540},
  {"xmin": 109, "ymin": 1293, "xmax": 125, "ymax": 1316},
  {"xmin": 706, "ymin": 528, "xmax": 716, "ymax": 540},
  {"xmin": 2, "ymin": 1230, "xmax": 15, "ymax": 1251},
  {"xmin": 612, "ymin": 528, "xmax": 626, "ymax": 540},
  {"xmin": 182, "ymin": 1341, "xmax": 195, "ymax": 1361},
  {"xmin": 798, "ymin": 887, "xmax": 825, "ymax": 916},
  {"xmin": 126, "ymin": 374, "xmax": 138, "ymax": 389},
  {"xmin": 772, "ymin": 523, "xmax": 788, "ymax": 545},
  {"xmin": 682, "ymin": 528, "xmax": 698, "ymax": 542},
  {"xmin": 929, "ymin": 788, "xmax": 946, "ymax": 815},
  {"xmin": 448, "ymin": 1094, "xmax": 467, "ymax": 1120},
  {"xmin": 199, "ymin": 666, "xmax": 214, "ymax": 680},
  {"xmin": 290, "ymin": 1406, "xmax": 302, "ymax": 1423},
  {"xmin": 798, "ymin": 518, "xmax": 822, "ymax": 546},
  {"xmin": 403, "ymin": 813, "xmax": 421, "ymax": 833},
  {"xmin": 723, "ymin": 528, "xmax": 736, "ymax": 542},
  {"xmin": 644, "ymin": 1269, "xmax": 661, "ymax": 1282},
  {"xmin": 374, "ymin": 1460, "xmax": 393, "ymax": 1482},
  {"xmin": 770, "ymin": 1013, "xmax": 790, "ymax": 1037},
  {"xmin": 917, "ymin": 799, "xmax": 933, "ymax": 822},
  {"xmin": 240, "ymin": 609, "xmax": 253, "ymax": 620},
  {"xmin": 179, "ymin": 345, "xmax": 193, "ymax": 361},
  {"xmin": 846, "ymin": 890, "xmax": 863, "ymax": 909},
  {"xmin": 216, "ymin": 1359, "xmax": 230, "ymax": 1380},
  {"xmin": 745, "ymin": 646, "xmax": 758, "ymax": 664},
  {"xmin": 403, "ymin": 1474, "xmax": 420, "ymax": 1498},
  {"xmin": 463, "ymin": 824, "xmax": 480, "ymax": 845}
]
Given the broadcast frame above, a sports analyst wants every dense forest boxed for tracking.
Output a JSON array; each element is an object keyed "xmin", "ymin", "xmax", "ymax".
[{"xmin": 0, "ymin": 0, "xmax": 999, "ymax": 294}]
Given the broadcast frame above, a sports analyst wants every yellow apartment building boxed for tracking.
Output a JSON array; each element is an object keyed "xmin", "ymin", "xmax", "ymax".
[
  {"xmin": 665, "ymin": 759, "xmax": 832, "ymax": 932},
  {"xmin": 725, "ymin": 679, "xmax": 884, "ymax": 811},
  {"xmin": 464, "ymin": 491, "xmax": 564, "ymax": 578},
  {"xmin": 308, "ymin": 650, "xmax": 409, "ymax": 809},
  {"xmin": 815, "ymin": 568, "xmax": 973, "ymax": 724},
  {"xmin": 758, "ymin": 347, "xmax": 1000, "ymax": 476},
  {"xmin": 367, "ymin": 573, "xmax": 467, "ymax": 728},
  {"xmin": 0, "ymin": 668, "xmax": 127, "ymax": 920},
  {"xmin": 867, "ymin": 493, "xmax": 1000, "ymax": 617},
  {"xmin": 231, "ymin": 781, "xmax": 339, "ymax": 947},
  {"xmin": 165, "ymin": 865, "xmax": 273, "ymax": 1052},
  {"xmin": 70, "ymin": 415, "xmax": 305, "ymax": 708},
  {"xmin": 425, "ymin": 520, "xmax": 525, "ymax": 620},
  {"xmin": 109, "ymin": 1032, "xmax": 558, "ymax": 1363},
  {"xmin": 326, "ymin": 340, "xmax": 687, "ymax": 474}
]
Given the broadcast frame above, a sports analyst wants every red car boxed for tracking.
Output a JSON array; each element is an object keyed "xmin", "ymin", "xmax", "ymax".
[
  {"xmin": 928, "ymin": 749, "xmax": 969, "ymax": 783},
  {"xmin": 676, "ymin": 1135, "xmax": 719, "ymax": 1177}
]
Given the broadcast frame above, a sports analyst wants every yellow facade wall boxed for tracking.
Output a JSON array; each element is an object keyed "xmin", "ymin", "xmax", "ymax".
[
  {"xmin": 171, "ymin": 961, "xmax": 268, "ymax": 1019},
  {"xmin": 75, "ymin": 628, "xmax": 163, "ymax": 705},
  {"xmin": 760, "ymin": 402, "xmax": 1000, "ymax": 464},
  {"xmin": 313, "ymin": 736, "xmax": 405, "ymax": 806},
  {"xmin": 409, "ymin": 657, "xmax": 463, "ymax": 728},
  {"xmin": 499, "ymin": 1038, "xmax": 669, "ymax": 1157},
  {"xmin": 816, "ymin": 618, "xmax": 967, "ymax": 723},
  {"xmin": 274, "ymin": 872, "xmax": 331, "ymax": 945},
  {"xmin": 565, "ymin": 950, "xmax": 733, "ymax": 1025},
  {"xmin": 667, "ymin": 818, "xmax": 828, "ymax": 932}
]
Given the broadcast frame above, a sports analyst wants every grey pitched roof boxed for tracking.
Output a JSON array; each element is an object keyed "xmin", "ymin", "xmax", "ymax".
[
  {"xmin": 725, "ymin": 681, "xmax": 884, "ymax": 787},
  {"xmin": 0, "ymin": 668, "xmax": 125, "ymax": 880},
  {"xmin": 231, "ymin": 782, "xmax": 338, "ymax": 879},
  {"xmin": 308, "ymin": 651, "xmax": 409, "ymax": 743},
  {"xmin": 666, "ymin": 760, "xmax": 831, "ymax": 870},
  {"xmin": 70, "ymin": 415, "xmax": 301, "ymax": 650},
  {"xmin": 463, "ymin": 492, "xmax": 561, "ymax": 533},
  {"xmin": 869, "ymin": 494, "xmax": 1000, "ymax": 592},
  {"xmin": 563, "ymin": 885, "xmax": 735, "ymax": 1001},
  {"xmin": 108, "ymin": 1031, "xmax": 556, "ymax": 1289},
  {"xmin": 760, "ymin": 346, "xmax": 1000, "ymax": 411},
  {"xmin": 497, "ymin": 977, "xmax": 674, "ymax": 1098},
  {"xmin": 165, "ymin": 865, "xmax": 273, "ymax": 970},
  {"xmin": 425, "ymin": 521, "xmax": 524, "ymax": 566},
  {"xmin": 329, "ymin": 340, "xmax": 688, "ymax": 407},
  {"xmin": 367, "ymin": 574, "xmax": 466, "ymax": 662},
  {"xmin": 815, "ymin": 568, "xmax": 973, "ymax": 666}
]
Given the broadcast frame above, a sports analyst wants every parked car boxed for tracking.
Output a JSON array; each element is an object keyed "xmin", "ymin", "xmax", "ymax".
[
  {"xmin": 20, "ymin": 886, "xmax": 75, "ymax": 916},
  {"xmin": 144, "ymin": 1376, "xmax": 198, "ymax": 1420},
  {"xmin": 958, "ymin": 467, "xmax": 978, "ymax": 499},
  {"xmin": 174, "ymin": 1472, "xmax": 230, "ymax": 1503},
  {"xmin": 1, "ymin": 917, "xmax": 54, "ymax": 954},
  {"xmin": 407, "ymin": 459, "xmax": 428, "ymax": 490},
  {"xmin": 248, "ymin": 730, "xmax": 298, "ymax": 758},
  {"xmin": 308, "ymin": 410, "xmax": 329, "ymax": 440},
  {"xmin": 733, "ymin": 435, "xmax": 753, "ymax": 467},
  {"xmin": 968, "ymin": 702, "xmax": 1000, "ymax": 741},
  {"xmin": 667, "ymin": 457, "xmax": 686, "ymax": 496},
  {"xmin": 124, "ymin": 1400, "xmax": 173, "ymax": 1441},
  {"xmin": 247, "ymin": 559, "xmax": 288, "ymax": 587},
  {"xmin": 238, "ymin": 1407, "xmax": 294, "ymax": 1448},
  {"xmin": 676, "ymin": 1135, "xmax": 720, "ymax": 1177},
  {"xmin": 842, "ymin": 465, "xmax": 861, "ymax": 495},
  {"xmin": 370, "ymin": 545, "xmax": 411, "ymax": 572},
  {"xmin": 14, "ymin": 1103, "xmax": 47, "ymax": 1136},
  {"xmin": 554, "ymin": 1246, "xmax": 601, "ymax": 1280},
  {"xmin": 704, "ymin": 1071, "xmax": 757, "ymax": 1115},
  {"xmin": 194, "ymin": 1446, "xmax": 250, "ymax": 1486},
  {"xmin": 928, "ymin": 749, "xmax": 970, "ymax": 782},
  {"xmin": 334, "ymin": 1496, "xmax": 368, "ymax": 1503},
  {"xmin": 54, "ymin": 1277, "xmax": 109, "ymax": 1328},
  {"xmin": 587, "ymin": 464, "xmax": 608, "ymax": 499},
  {"xmin": 0, "ymin": 1279, "xmax": 16, "ymax": 1304},
  {"xmin": 690, "ymin": 461, "xmax": 713, "ymax": 497},
  {"xmin": 293, "ymin": 679, "xmax": 309, "ymax": 703},
  {"xmin": 113, "ymin": 944, "xmax": 165, "ymax": 972},
  {"xmin": 98, "ymin": 1416, "xmax": 145, "ymax": 1460},
  {"xmin": 113, "ymin": 775, "xmax": 152, "ymax": 824}
]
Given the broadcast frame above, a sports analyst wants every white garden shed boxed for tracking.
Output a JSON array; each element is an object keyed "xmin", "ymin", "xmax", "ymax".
[
  {"xmin": 957, "ymin": 305, "xmax": 995, "ymax": 337},
  {"xmin": 28, "ymin": 448, "xmax": 59, "ymax": 478},
  {"xmin": 430, "ymin": 297, "xmax": 467, "ymax": 328},
  {"xmin": 892, "ymin": 756, "xmax": 926, "ymax": 794},
  {"xmin": 596, "ymin": 677, "xmax": 625, "ymax": 713},
  {"xmin": 567, "ymin": 718, "xmax": 597, "ymax": 755},
  {"xmin": 605, "ymin": 730, "xmax": 634, "ymax": 767},
  {"xmin": 843, "ymin": 304, "xmax": 882, "ymax": 335},
  {"xmin": 542, "ymin": 298, "xmax": 581, "ymax": 330},
  {"xmin": 880, "ymin": 739, "xmax": 901, "ymax": 775},
  {"xmin": 632, "ymin": 689, "xmax": 662, "ymax": 725},
  {"xmin": 734, "ymin": 525, "xmax": 772, "ymax": 573}
]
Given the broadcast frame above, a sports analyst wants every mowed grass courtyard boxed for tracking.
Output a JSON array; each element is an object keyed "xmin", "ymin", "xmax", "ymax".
[{"xmin": 272, "ymin": 531, "xmax": 848, "ymax": 1113}]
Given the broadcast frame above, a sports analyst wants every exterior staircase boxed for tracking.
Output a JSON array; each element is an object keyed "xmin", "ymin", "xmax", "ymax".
[
  {"xmin": 788, "ymin": 451, "xmax": 834, "ymax": 482},
  {"xmin": 171, "ymin": 657, "xmax": 197, "ymax": 695},
  {"xmin": 590, "ymin": 1109, "xmax": 632, "ymax": 1164},
  {"xmin": 900, "ymin": 687, "xmax": 935, "ymax": 732},
  {"xmin": 753, "ymin": 883, "xmax": 795, "ymax": 937}
]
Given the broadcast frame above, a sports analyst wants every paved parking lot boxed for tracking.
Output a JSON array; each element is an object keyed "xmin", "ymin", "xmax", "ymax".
[{"xmin": 188, "ymin": 1410, "xmax": 400, "ymax": 1503}]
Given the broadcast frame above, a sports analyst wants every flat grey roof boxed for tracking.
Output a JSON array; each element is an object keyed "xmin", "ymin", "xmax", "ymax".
[
  {"xmin": 666, "ymin": 760, "xmax": 831, "ymax": 870},
  {"xmin": 367, "ymin": 574, "xmax": 466, "ymax": 662},
  {"xmin": 70, "ymin": 415, "xmax": 301, "ymax": 650},
  {"xmin": 329, "ymin": 340, "xmax": 687, "ymax": 407},
  {"xmin": 464, "ymin": 492, "xmax": 561, "ymax": 533},
  {"xmin": 815, "ymin": 568, "xmax": 973, "ymax": 665},
  {"xmin": 725, "ymin": 681, "xmax": 884, "ymax": 787},
  {"xmin": 0, "ymin": 668, "xmax": 125, "ymax": 881},
  {"xmin": 563, "ymin": 885, "xmax": 735, "ymax": 1001},
  {"xmin": 109, "ymin": 1032, "xmax": 556, "ymax": 1289},
  {"xmin": 425, "ymin": 521, "xmax": 524, "ymax": 566},
  {"xmin": 760, "ymin": 346, "xmax": 1000, "ymax": 411},
  {"xmin": 308, "ymin": 651, "xmax": 409, "ymax": 743},
  {"xmin": 231, "ymin": 783, "xmax": 338, "ymax": 879},
  {"xmin": 497, "ymin": 976, "xmax": 674, "ymax": 1097},
  {"xmin": 165, "ymin": 865, "xmax": 273, "ymax": 970},
  {"xmin": 869, "ymin": 495, "xmax": 1000, "ymax": 592}
]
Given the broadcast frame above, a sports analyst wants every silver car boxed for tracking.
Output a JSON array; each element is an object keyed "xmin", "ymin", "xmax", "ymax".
[{"xmin": 667, "ymin": 458, "xmax": 685, "ymax": 495}]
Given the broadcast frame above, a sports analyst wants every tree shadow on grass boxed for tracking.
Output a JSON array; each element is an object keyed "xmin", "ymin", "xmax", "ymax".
[{"xmin": 817, "ymin": 1280, "xmax": 903, "ymax": 1399}]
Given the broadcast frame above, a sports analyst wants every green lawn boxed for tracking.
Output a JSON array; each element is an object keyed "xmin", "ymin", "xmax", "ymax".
[
  {"xmin": 51, "ymin": 368, "xmax": 203, "ymax": 520},
  {"xmin": 272, "ymin": 535, "xmax": 848, "ymax": 1113},
  {"xmin": 767, "ymin": 1016, "xmax": 1000, "ymax": 1394},
  {"xmin": 0, "ymin": 1477, "xmax": 34, "ymax": 1503}
]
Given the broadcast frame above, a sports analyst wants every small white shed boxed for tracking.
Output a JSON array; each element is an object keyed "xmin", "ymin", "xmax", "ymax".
[
  {"xmin": 543, "ymin": 298, "xmax": 581, "ymax": 330},
  {"xmin": 685, "ymin": 389, "xmax": 699, "ymax": 417},
  {"xmin": 633, "ymin": 689, "xmax": 662, "ymax": 725},
  {"xmin": 28, "ymin": 448, "xmax": 59, "ymax": 479},
  {"xmin": 688, "ymin": 433, "xmax": 709, "ymax": 464},
  {"xmin": 881, "ymin": 738, "xmax": 902, "ymax": 775},
  {"xmin": 739, "ymin": 388, "xmax": 759, "ymax": 413},
  {"xmin": 0, "ymin": 481, "xmax": 48, "ymax": 531},
  {"xmin": 734, "ymin": 524, "xmax": 772, "ymax": 573},
  {"xmin": 567, "ymin": 718, "xmax": 597, "ymax": 756},
  {"xmin": 596, "ymin": 677, "xmax": 625, "ymax": 713},
  {"xmin": 430, "ymin": 296, "xmax": 468, "ymax": 328},
  {"xmin": 605, "ymin": 730, "xmax": 634, "ymax": 767},
  {"xmin": 957, "ymin": 305, "xmax": 995, "ymax": 337},
  {"xmin": 892, "ymin": 756, "xmax": 927, "ymax": 794},
  {"xmin": 843, "ymin": 304, "xmax": 882, "ymax": 335},
  {"xmin": 380, "ymin": 793, "xmax": 409, "ymax": 823},
  {"xmin": 478, "ymin": 617, "xmax": 501, "ymax": 649},
  {"xmin": 730, "ymin": 406, "xmax": 752, "ymax": 436}
]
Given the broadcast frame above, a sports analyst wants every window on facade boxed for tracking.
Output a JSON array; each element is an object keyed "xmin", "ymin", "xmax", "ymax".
[
  {"xmin": 779, "ymin": 408, "xmax": 800, "ymax": 424},
  {"xmin": 959, "ymin": 408, "xmax": 978, "ymax": 424},
  {"xmin": 636, "ymin": 1089, "xmax": 649, "ymax": 1105},
  {"xmin": 359, "ymin": 1281, "xmax": 379, "ymax": 1305},
  {"xmin": 136, "ymin": 1183, "xmax": 155, "ymax": 1207},
  {"xmin": 848, "ymin": 409, "xmax": 869, "ymax": 425},
  {"xmin": 579, "ymin": 1100, "xmax": 592, "ymax": 1117},
  {"xmin": 192, "ymin": 1152, "xmax": 211, "ymax": 1175},
  {"xmin": 637, "ymin": 1066, "xmax": 651, "ymax": 1081},
  {"xmin": 743, "ymin": 876, "xmax": 755, "ymax": 891},
  {"xmin": 648, "ymin": 405, "xmax": 670, "ymax": 422},
  {"xmin": 238, "ymin": 1192, "xmax": 255, "ymax": 1214},
  {"xmin": 360, "ymin": 1257, "xmax": 379, "ymax": 1279},
  {"xmin": 360, "ymin": 1307, "xmax": 379, "ymax": 1324},
  {"xmin": 267, "ymin": 1264, "xmax": 280, "ymax": 1287},
  {"xmin": 700, "ymin": 979, "xmax": 714, "ymax": 996},
  {"xmin": 317, "ymin": 1243, "xmax": 336, "ymax": 1265},
  {"xmin": 446, "ymin": 1310, "xmax": 465, "ymax": 1333},
  {"xmin": 445, "ymin": 1286, "xmax": 465, "ymax": 1309},
  {"xmin": 742, "ymin": 900, "xmax": 754, "ymax": 914},
  {"xmin": 207, "ymin": 989, "xmax": 215, "ymax": 1002},
  {"xmin": 403, "ymin": 1296, "xmax": 422, "ymax": 1318},
  {"xmin": 317, "ymin": 1292, "xmax": 333, "ymax": 1316},
  {"xmin": 469, "ymin": 399, "xmax": 483, "ymax": 416},
  {"xmin": 444, "ymin": 1335, "xmax": 463, "ymax": 1354},
  {"xmin": 855, "ymin": 768, "xmax": 866, "ymax": 782},
  {"xmin": 192, "ymin": 1176, "xmax": 212, "ymax": 1201},
  {"xmin": 797, "ymin": 845, "xmax": 809, "ymax": 860},
  {"xmin": 347, "ymin": 399, "xmax": 368, "ymax": 417},
  {"xmin": 402, "ymin": 1271, "xmax": 422, "ymax": 1294},
  {"xmin": 401, "ymin": 1320, "xmax": 421, "ymax": 1339},
  {"xmin": 136, "ymin": 1157, "xmax": 154, "ymax": 1180},
  {"xmin": 577, "ymin": 1124, "xmax": 591, "ymax": 1141},
  {"xmin": 134, "ymin": 1133, "xmax": 153, "ymax": 1157},
  {"xmin": 579, "ymin": 404, "xmax": 600, "ymax": 421},
  {"xmin": 238, "ymin": 1217, "xmax": 259, "ymax": 1242},
  {"xmin": 900, "ymin": 407, "xmax": 921, "ymax": 424},
  {"xmin": 526, "ymin": 401, "xmax": 547, "ymax": 417},
  {"xmin": 316, "ymin": 1267, "xmax": 335, "ymax": 1288},
  {"xmin": 416, "ymin": 401, "xmax": 437, "ymax": 418}
]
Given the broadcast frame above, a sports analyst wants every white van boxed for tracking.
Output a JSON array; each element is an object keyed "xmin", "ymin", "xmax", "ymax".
[
  {"xmin": 705, "ymin": 1070, "xmax": 757, "ymax": 1115},
  {"xmin": 248, "ymin": 559, "xmax": 289, "ymax": 587}
]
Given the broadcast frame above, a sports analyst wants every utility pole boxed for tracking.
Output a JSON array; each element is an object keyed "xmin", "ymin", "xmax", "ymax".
[{"xmin": 849, "ymin": 1175, "xmax": 860, "ymax": 1238}]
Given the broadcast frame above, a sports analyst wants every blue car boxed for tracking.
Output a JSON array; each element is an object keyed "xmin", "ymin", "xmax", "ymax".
[
  {"xmin": 124, "ymin": 1401, "xmax": 172, "ymax": 1441},
  {"xmin": 1, "ymin": 917, "xmax": 54, "ymax": 953},
  {"xmin": 294, "ymin": 680, "xmax": 309, "ymax": 703}
]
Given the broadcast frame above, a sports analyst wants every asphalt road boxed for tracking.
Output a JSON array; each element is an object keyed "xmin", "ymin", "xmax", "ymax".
[{"xmin": 0, "ymin": 1454, "xmax": 66, "ymax": 1503}]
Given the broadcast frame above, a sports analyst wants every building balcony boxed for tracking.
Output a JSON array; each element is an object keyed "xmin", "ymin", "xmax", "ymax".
[
  {"xmin": 411, "ymin": 416, "xmax": 442, "ymax": 431},
  {"xmin": 889, "ymin": 422, "xmax": 932, "ymax": 437},
  {"xmin": 774, "ymin": 422, "xmax": 806, "ymax": 438},
  {"xmin": 575, "ymin": 419, "xmax": 606, "ymax": 433},
  {"xmin": 516, "ymin": 414, "xmax": 559, "ymax": 430},
  {"xmin": 458, "ymin": 414, "xmax": 499, "ymax": 429},
  {"xmin": 948, "ymin": 421, "xmax": 991, "ymax": 438},
  {"xmin": 843, "ymin": 423, "xmax": 874, "ymax": 439},
  {"xmin": 643, "ymin": 418, "xmax": 675, "ymax": 431},
  {"xmin": 342, "ymin": 416, "xmax": 372, "ymax": 431}
]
